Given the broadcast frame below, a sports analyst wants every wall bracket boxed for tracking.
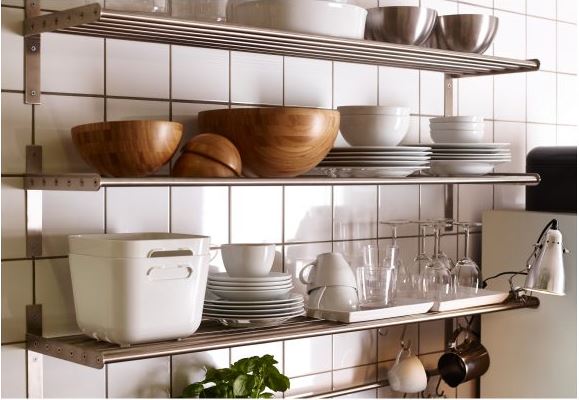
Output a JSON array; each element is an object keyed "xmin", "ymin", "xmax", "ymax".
[{"xmin": 24, "ymin": 0, "xmax": 41, "ymax": 104}]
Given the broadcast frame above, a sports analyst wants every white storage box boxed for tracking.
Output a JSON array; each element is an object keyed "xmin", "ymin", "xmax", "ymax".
[{"xmin": 68, "ymin": 233, "xmax": 210, "ymax": 346}]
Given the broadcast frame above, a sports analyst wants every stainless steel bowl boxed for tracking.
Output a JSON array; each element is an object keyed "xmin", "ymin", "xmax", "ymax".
[
  {"xmin": 365, "ymin": 6, "xmax": 438, "ymax": 46},
  {"xmin": 435, "ymin": 14, "xmax": 499, "ymax": 54}
]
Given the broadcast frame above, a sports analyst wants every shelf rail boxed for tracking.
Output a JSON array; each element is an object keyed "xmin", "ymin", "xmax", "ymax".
[
  {"xmin": 26, "ymin": 296, "xmax": 539, "ymax": 370},
  {"xmin": 23, "ymin": 3, "xmax": 539, "ymax": 80}
]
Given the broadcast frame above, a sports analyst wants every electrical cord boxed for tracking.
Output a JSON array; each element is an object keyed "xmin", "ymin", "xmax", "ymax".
[{"xmin": 481, "ymin": 271, "xmax": 528, "ymax": 288}]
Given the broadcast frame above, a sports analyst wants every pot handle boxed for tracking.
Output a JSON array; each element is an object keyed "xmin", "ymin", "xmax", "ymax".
[{"xmin": 299, "ymin": 261, "xmax": 317, "ymax": 285}]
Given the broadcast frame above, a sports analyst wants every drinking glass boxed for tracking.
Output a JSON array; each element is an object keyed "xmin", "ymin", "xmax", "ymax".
[
  {"xmin": 432, "ymin": 219, "xmax": 454, "ymax": 270},
  {"xmin": 420, "ymin": 222, "xmax": 452, "ymax": 301},
  {"xmin": 380, "ymin": 220, "xmax": 409, "ymax": 298},
  {"xmin": 452, "ymin": 223, "xmax": 482, "ymax": 296},
  {"xmin": 356, "ymin": 265, "xmax": 396, "ymax": 308},
  {"xmin": 404, "ymin": 221, "xmax": 433, "ymax": 297}
]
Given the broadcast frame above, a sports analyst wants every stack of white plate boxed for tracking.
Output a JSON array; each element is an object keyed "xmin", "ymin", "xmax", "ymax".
[
  {"xmin": 204, "ymin": 272, "xmax": 304, "ymax": 326},
  {"xmin": 430, "ymin": 116, "xmax": 484, "ymax": 144},
  {"xmin": 313, "ymin": 146, "xmax": 432, "ymax": 178},
  {"xmin": 428, "ymin": 143, "xmax": 511, "ymax": 176}
]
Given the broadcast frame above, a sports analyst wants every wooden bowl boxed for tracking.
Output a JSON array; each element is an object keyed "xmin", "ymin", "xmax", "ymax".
[
  {"xmin": 198, "ymin": 107, "xmax": 340, "ymax": 178},
  {"xmin": 71, "ymin": 120, "xmax": 183, "ymax": 177},
  {"xmin": 172, "ymin": 152, "xmax": 238, "ymax": 178},
  {"xmin": 182, "ymin": 133, "xmax": 242, "ymax": 176}
]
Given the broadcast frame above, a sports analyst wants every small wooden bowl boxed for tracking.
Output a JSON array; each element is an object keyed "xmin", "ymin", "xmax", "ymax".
[
  {"xmin": 198, "ymin": 107, "xmax": 340, "ymax": 178},
  {"xmin": 172, "ymin": 152, "xmax": 238, "ymax": 178},
  {"xmin": 71, "ymin": 120, "xmax": 183, "ymax": 177},
  {"xmin": 182, "ymin": 133, "xmax": 242, "ymax": 176}
]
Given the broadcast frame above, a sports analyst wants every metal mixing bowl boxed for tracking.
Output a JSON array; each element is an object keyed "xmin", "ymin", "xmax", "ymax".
[
  {"xmin": 435, "ymin": 14, "xmax": 499, "ymax": 54},
  {"xmin": 365, "ymin": 6, "xmax": 438, "ymax": 46}
]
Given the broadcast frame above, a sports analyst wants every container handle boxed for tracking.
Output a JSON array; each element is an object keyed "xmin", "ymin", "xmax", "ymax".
[
  {"xmin": 147, "ymin": 265, "xmax": 193, "ymax": 281},
  {"xmin": 147, "ymin": 248, "xmax": 194, "ymax": 258}
]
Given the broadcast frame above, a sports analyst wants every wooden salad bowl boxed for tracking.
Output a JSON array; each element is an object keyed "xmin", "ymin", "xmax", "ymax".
[
  {"xmin": 198, "ymin": 107, "xmax": 340, "ymax": 178},
  {"xmin": 71, "ymin": 120, "xmax": 183, "ymax": 177}
]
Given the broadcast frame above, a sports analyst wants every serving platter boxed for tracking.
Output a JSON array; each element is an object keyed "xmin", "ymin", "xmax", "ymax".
[{"xmin": 431, "ymin": 289, "xmax": 509, "ymax": 312}]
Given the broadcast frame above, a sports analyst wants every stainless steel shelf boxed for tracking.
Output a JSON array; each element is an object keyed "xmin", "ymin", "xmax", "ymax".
[
  {"xmin": 26, "ymin": 296, "xmax": 539, "ymax": 369},
  {"xmin": 23, "ymin": 3, "xmax": 539, "ymax": 78},
  {"xmin": 23, "ymin": 173, "xmax": 541, "ymax": 191}
]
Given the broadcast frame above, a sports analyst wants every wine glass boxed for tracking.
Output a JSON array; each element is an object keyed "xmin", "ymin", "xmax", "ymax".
[
  {"xmin": 380, "ymin": 220, "xmax": 410, "ymax": 298},
  {"xmin": 432, "ymin": 219, "xmax": 454, "ymax": 271},
  {"xmin": 452, "ymin": 222, "xmax": 482, "ymax": 296},
  {"xmin": 420, "ymin": 222, "xmax": 452, "ymax": 301},
  {"xmin": 404, "ymin": 221, "xmax": 433, "ymax": 297}
]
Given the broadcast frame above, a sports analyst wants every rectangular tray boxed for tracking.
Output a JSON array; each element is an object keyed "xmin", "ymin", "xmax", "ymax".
[
  {"xmin": 306, "ymin": 298, "xmax": 434, "ymax": 323},
  {"xmin": 431, "ymin": 289, "xmax": 509, "ymax": 312}
]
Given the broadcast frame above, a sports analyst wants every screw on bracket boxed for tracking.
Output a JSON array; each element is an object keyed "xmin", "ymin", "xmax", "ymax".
[
  {"xmin": 30, "ymin": 45, "xmax": 37, "ymax": 52},
  {"xmin": 30, "ymin": 90, "xmax": 37, "ymax": 96}
]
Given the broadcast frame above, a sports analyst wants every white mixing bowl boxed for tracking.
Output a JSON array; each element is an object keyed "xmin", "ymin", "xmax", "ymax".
[{"xmin": 338, "ymin": 106, "xmax": 410, "ymax": 146}]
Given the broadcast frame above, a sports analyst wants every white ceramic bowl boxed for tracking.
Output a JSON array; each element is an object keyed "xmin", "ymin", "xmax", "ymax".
[
  {"xmin": 430, "ymin": 121, "xmax": 484, "ymax": 130},
  {"xmin": 430, "ymin": 160, "xmax": 507, "ymax": 176},
  {"xmin": 430, "ymin": 129, "xmax": 484, "ymax": 144},
  {"xmin": 227, "ymin": 0, "xmax": 368, "ymax": 39},
  {"xmin": 338, "ymin": 106, "xmax": 410, "ymax": 146},
  {"xmin": 429, "ymin": 116, "xmax": 483, "ymax": 123},
  {"xmin": 221, "ymin": 243, "xmax": 276, "ymax": 277},
  {"xmin": 338, "ymin": 106, "xmax": 410, "ymax": 115}
]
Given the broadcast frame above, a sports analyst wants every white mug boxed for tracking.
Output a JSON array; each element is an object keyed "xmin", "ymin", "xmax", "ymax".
[
  {"xmin": 308, "ymin": 285, "xmax": 359, "ymax": 311},
  {"xmin": 387, "ymin": 347, "xmax": 427, "ymax": 393},
  {"xmin": 220, "ymin": 243, "xmax": 275, "ymax": 277},
  {"xmin": 299, "ymin": 252, "xmax": 357, "ymax": 292}
]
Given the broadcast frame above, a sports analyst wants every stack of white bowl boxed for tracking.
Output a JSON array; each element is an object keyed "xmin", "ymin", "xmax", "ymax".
[
  {"xmin": 338, "ymin": 106, "xmax": 411, "ymax": 147},
  {"xmin": 429, "ymin": 116, "xmax": 484, "ymax": 143}
]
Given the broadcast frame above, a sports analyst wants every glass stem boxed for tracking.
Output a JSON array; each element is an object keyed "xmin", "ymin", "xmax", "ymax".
[
  {"xmin": 420, "ymin": 225, "xmax": 427, "ymax": 255},
  {"xmin": 433, "ymin": 227, "xmax": 440, "ymax": 257},
  {"xmin": 464, "ymin": 226, "xmax": 470, "ymax": 259}
]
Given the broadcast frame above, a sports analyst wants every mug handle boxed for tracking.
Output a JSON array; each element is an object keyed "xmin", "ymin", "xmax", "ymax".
[
  {"xmin": 448, "ymin": 326, "xmax": 479, "ymax": 350},
  {"xmin": 394, "ymin": 346, "xmax": 412, "ymax": 365},
  {"xmin": 299, "ymin": 261, "xmax": 317, "ymax": 285},
  {"xmin": 209, "ymin": 245, "xmax": 221, "ymax": 262}
]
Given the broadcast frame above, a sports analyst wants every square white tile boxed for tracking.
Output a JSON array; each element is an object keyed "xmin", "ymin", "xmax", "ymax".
[
  {"xmin": 35, "ymin": 95, "xmax": 104, "ymax": 173},
  {"xmin": 494, "ymin": 73, "xmax": 526, "ymax": 122},
  {"xmin": 106, "ymin": 187, "xmax": 170, "ymax": 233},
  {"xmin": 557, "ymin": 125, "xmax": 579, "ymax": 146},
  {"xmin": 43, "ymin": 190, "xmax": 105, "ymax": 256},
  {"xmin": 378, "ymin": 185, "xmax": 419, "ymax": 238},
  {"xmin": 527, "ymin": 0, "xmax": 557, "ymax": 19},
  {"xmin": 231, "ymin": 52, "xmax": 283, "ymax": 105},
  {"xmin": 494, "ymin": 121, "xmax": 526, "ymax": 210},
  {"xmin": 107, "ymin": 357, "xmax": 171, "ymax": 398},
  {"xmin": 1, "ymin": 178, "xmax": 26, "ymax": 259},
  {"xmin": 284, "ymin": 242, "xmax": 333, "ymax": 296},
  {"xmin": 379, "ymin": 67, "xmax": 419, "ymax": 114},
  {"xmin": 172, "ymin": 46, "xmax": 229, "ymax": 102},
  {"xmin": 286, "ymin": 372, "xmax": 332, "ymax": 397},
  {"xmin": 557, "ymin": 74, "xmax": 578, "ymax": 125},
  {"xmin": 420, "ymin": 0, "xmax": 457, "ymax": 15},
  {"xmin": 494, "ymin": 0, "xmax": 525, "ymax": 13},
  {"xmin": 43, "ymin": 33, "xmax": 104, "ymax": 94},
  {"xmin": 557, "ymin": 0, "xmax": 578, "ymax": 23},
  {"xmin": 526, "ymin": 71, "xmax": 557, "ymax": 124},
  {"xmin": 284, "ymin": 57, "xmax": 332, "ymax": 109},
  {"xmin": 172, "ymin": 349, "xmax": 230, "ymax": 397},
  {"xmin": 334, "ymin": 62, "xmax": 378, "ymax": 107},
  {"xmin": 418, "ymin": 320, "xmax": 446, "ymax": 354},
  {"xmin": 106, "ymin": 98, "xmax": 170, "ymax": 121},
  {"xmin": 335, "ymin": 388, "xmax": 378, "ymax": 398},
  {"xmin": 458, "ymin": 76, "xmax": 493, "ymax": 119},
  {"xmin": 333, "ymin": 329, "xmax": 377, "ymax": 369},
  {"xmin": 35, "ymin": 258, "xmax": 79, "ymax": 337},
  {"xmin": 334, "ymin": 186, "xmax": 377, "ymax": 241},
  {"xmin": 493, "ymin": 10, "xmax": 525, "ymax": 60},
  {"xmin": 106, "ymin": 39, "xmax": 170, "ymax": 98},
  {"xmin": 1, "ymin": 92, "xmax": 32, "ymax": 174},
  {"xmin": 377, "ymin": 323, "xmax": 419, "ymax": 362},
  {"xmin": 284, "ymin": 186, "xmax": 332, "ymax": 243},
  {"xmin": 419, "ymin": 184, "xmax": 458, "ymax": 227},
  {"xmin": 527, "ymin": 16, "xmax": 556, "ymax": 72},
  {"xmin": 332, "ymin": 364, "xmax": 377, "ymax": 390},
  {"xmin": 420, "ymin": 71, "xmax": 444, "ymax": 116},
  {"xmin": 1, "ymin": 261, "xmax": 33, "ymax": 343},
  {"xmin": 230, "ymin": 186, "xmax": 283, "ymax": 243},
  {"xmin": 458, "ymin": 184, "xmax": 493, "ymax": 224},
  {"xmin": 284, "ymin": 336, "xmax": 332, "ymax": 377},
  {"xmin": 527, "ymin": 123, "xmax": 557, "ymax": 153},
  {"xmin": 231, "ymin": 341, "xmax": 284, "ymax": 371},
  {"xmin": 557, "ymin": 22, "xmax": 578, "ymax": 74},
  {"xmin": 171, "ymin": 187, "xmax": 229, "ymax": 245},
  {"xmin": 1, "ymin": 344, "xmax": 26, "ymax": 398},
  {"xmin": 43, "ymin": 355, "xmax": 106, "ymax": 398},
  {"xmin": 1, "ymin": 7, "xmax": 24, "ymax": 91}
]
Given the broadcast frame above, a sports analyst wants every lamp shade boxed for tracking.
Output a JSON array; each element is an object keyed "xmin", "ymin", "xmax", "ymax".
[{"xmin": 523, "ymin": 229, "xmax": 565, "ymax": 295}]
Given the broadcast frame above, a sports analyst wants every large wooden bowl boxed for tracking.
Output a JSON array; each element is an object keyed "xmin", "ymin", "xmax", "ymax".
[
  {"xmin": 71, "ymin": 120, "xmax": 183, "ymax": 177},
  {"xmin": 198, "ymin": 107, "xmax": 340, "ymax": 178}
]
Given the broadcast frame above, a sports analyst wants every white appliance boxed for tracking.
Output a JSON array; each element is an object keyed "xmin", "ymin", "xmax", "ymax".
[
  {"xmin": 68, "ymin": 233, "xmax": 211, "ymax": 346},
  {"xmin": 481, "ymin": 210, "xmax": 577, "ymax": 398}
]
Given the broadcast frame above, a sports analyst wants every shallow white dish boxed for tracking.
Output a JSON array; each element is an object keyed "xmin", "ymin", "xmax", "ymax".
[
  {"xmin": 340, "ymin": 113, "xmax": 410, "ymax": 146},
  {"xmin": 429, "ymin": 116, "xmax": 483, "ymax": 123},
  {"xmin": 204, "ymin": 309, "xmax": 305, "ymax": 319},
  {"xmin": 425, "ymin": 143, "xmax": 509, "ymax": 149},
  {"xmin": 429, "ymin": 121, "xmax": 484, "ymax": 130},
  {"xmin": 430, "ymin": 160, "xmax": 507, "ymax": 176},
  {"xmin": 207, "ymin": 283, "xmax": 293, "ymax": 291},
  {"xmin": 307, "ymin": 298, "xmax": 434, "ymax": 323},
  {"xmin": 332, "ymin": 146, "xmax": 432, "ymax": 152},
  {"xmin": 319, "ymin": 160, "xmax": 429, "ymax": 167},
  {"xmin": 208, "ymin": 272, "xmax": 291, "ymax": 283},
  {"xmin": 430, "ymin": 129, "xmax": 484, "ymax": 144},
  {"xmin": 431, "ymin": 148, "xmax": 509, "ymax": 154},
  {"xmin": 338, "ymin": 106, "xmax": 410, "ymax": 115},
  {"xmin": 205, "ymin": 293, "xmax": 304, "ymax": 305},
  {"xmin": 431, "ymin": 289, "xmax": 509, "ymax": 312},
  {"xmin": 204, "ymin": 301, "xmax": 304, "ymax": 310},
  {"xmin": 204, "ymin": 314, "xmax": 303, "ymax": 328},
  {"xmin": 324, "ymin": 155, "xmax": 430, "ymax": 161},
  {"xmin": 338, "ymin": 166, "xmax": 429, "ymax": 178},
  {"xmin": 207, "ymin": 279, "xmax": 291, "ymax": 288},
  {"xmin": 204, "ymin": 305, "xmax": 304, "ymax": 316},
  {"xmin": 227, "ymin": 0, "xmax": 368, "ymax": 39},
  {"xmin": 209, "ymin": 287, "xmax": 293, "ymax": 301}
]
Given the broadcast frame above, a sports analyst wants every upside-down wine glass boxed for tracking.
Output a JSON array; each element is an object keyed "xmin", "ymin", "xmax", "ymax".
[{"xmin": 452, "ymin": 222, "xmax": 482, "ymax": 296}]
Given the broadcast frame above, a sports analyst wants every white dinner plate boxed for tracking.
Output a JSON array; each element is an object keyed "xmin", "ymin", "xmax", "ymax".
[
  {"xmin": 331, "ymin": 146, "xmax": 432, "ymax": 152},
  {"xmin": 319, "ymin": 160, "xmax": 430, "ymax": 167},
  {"xmin": 430, "ymin": 148, "xmax": 510, "ymax": 154},
  {"xmin": 203, "ymin": 315, "xmax": 303, "ymax": 328},
  {"xmin": 203, "ymin": 300, "xmax": 304, "ymax": 310},
  {"xmin": 424, "ymin": 143, "xmax": 510, "ymax": 149},
  {"xmin": 208, "ymin": 272, "xmax": 291, "ymax": 283},
  {"xmin": 209, "ymin": 287, "xmax": 293, "ymax": 301},
  {"xmin": 207, "ymin": 283, "xmax": 293, "ymax": 291},
  {"xmin": 203, "ymin": 309, "xmax": 305, "ymax": 319},
  {"xmin": 432, "ymin": 155, "xmax": 511, "ymax": 160},
  {"xmin": 207, "ymin": 279, "xmax": 292, "ymax": 288},
  {"xmin": 204, "ymin": 305, "xmax": 305, "ymax": 316},
  {"xmin": 430, "ymin": 160, "xmax": 508, "ymax": 176},
  {"xmin": 324, "ymin": 155, "xmax": 431, "ymax": 161},
  {"xmin": 330, "ymin": 166, "xmax": 429, "ymax": 178},
  {"xmin": 205, "ymin": 293, "xmax": 304, "ymax": 305}
]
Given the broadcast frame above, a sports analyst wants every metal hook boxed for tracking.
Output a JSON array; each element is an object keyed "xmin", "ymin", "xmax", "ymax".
[
  {"xmin": 399, "ymin": 325, "xmax": 412, "ymax": 350},
  {"xmin": 435, "ymin": 376, "xmax": 446, "ymax": 398},
  {"xmin": 378, "ymin": 327, "xmax": 389, "ymax": 337}
]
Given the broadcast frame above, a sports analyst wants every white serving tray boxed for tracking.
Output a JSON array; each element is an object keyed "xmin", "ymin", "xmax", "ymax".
[
  {"xmin": 306, "ymin": 298, "xmax": 434, "ymax": 323},
  {"xmin": 431, "ymin": 289, "xmax": 509, "ymax": 312}
]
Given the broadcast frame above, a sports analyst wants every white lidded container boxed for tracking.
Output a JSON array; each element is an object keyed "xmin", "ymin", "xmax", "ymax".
[{"xmin": 68, "ymin": 233, "xmax": 210, "ymax": 346}]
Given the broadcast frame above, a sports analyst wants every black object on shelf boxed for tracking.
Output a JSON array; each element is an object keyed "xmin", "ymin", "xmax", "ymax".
[{"xmin": 526, "ymin": 146, "xmax": 577, "ymax": 213}]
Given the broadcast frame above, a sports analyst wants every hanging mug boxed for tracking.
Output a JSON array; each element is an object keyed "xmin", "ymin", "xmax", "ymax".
[
  {"xmin": 387, "ymin": 345, "xmax": 428, "ymax": 393},
  {"xmin": 438, "ymin": 327, "xmax": 490, "ymax": 388}
]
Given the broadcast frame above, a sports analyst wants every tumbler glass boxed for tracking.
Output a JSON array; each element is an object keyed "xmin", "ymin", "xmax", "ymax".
[{"xmin": 356, "ymin": 266, "xmax": 396, "ymax": 308}]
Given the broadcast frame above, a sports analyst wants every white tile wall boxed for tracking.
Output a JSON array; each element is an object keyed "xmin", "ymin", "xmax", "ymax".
[
  {"xmin": 43, "ymin": 355, "xmax": 106, "ymax": 398},
  {"xmin": 1, "ymin": 0, "xmax": 576, "ymax": 398}
]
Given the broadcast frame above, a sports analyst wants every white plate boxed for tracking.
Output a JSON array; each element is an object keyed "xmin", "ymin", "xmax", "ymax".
[
  {"xmin": 429, "ymin": 116, "xmax": 483, "ymax": 123},
  {"xmin": 331, "ymin": 146, "xmax": 432, "ymax": 152},
  {"xmin": 432, "ymin": 155, "xmax": 511, "ymax": 160},
  {"xmin": 430, "ymin": 160, "xmax": 507, "ymax": 176},
  {"xmin": 207, "ymin": 279, "xmax": 292, "ymax": 288},
  {"xmin": 207, "ymin": 283, "xmax": 293, "ymax": 291},
  {"xmin": 319, "ymin": 160, "xmax": 430, "ymax": 167},
  {"xmin": 324, "ymin": 155, "xmax": 431, "ymax": 161},
  {"xmin": 425, "ymin": 143, "xmax": 510, "ymax": 149},
  {"xmin": 203, "ymin": 301, "xmax": 304, "ymax": 310},
  {"xmin": 431, "ymin": 289, "xmax": 509, "ymax": 312},
  {"xmin": 204, "ymin": 309, "xmax": 305, "ymax": 319},
  {"xmin": 204, "ymin": 314, "xmax": 303, "ymax": 328},
  {"xmin": 205, "ymin": 293, "xmax": 304, "ymax": 306},
  {"xmin": 431, "ymin": 148, "xmax": 510, "ymax": 154},
  {"xmin": 310, "ymin": 166, "xmax": 429, "ymax": 178},
  {"xmin": 328, "ymin": 152, "xmax": 432, "ymax": 158},
  {"xmin": 208, "ymin": 272, "xmax": 291, "ymax": 283},
  {"xmin": 209, "ymin": 287, "xmax": 293, "ymax": 301},
  {"xmin": 204, "ymin": 305, "xmax": 305, "ymax": 316}
]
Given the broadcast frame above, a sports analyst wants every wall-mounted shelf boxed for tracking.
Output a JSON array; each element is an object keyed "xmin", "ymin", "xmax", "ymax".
[
  {"xmin": 24, "ymin": 173, "xmax": 541, "ymax": 191},
  {"xmin": 26, "ymin": 296, "xmax": 539, "ymax": 370}
]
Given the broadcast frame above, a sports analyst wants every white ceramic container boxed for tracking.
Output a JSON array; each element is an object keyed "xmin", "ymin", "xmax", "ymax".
[
  {"xmin": 68, "ymin": 233, "xmax": 210, "ymax": 345},
  {"xmin": 429, "ymin": 116, "xmax": 483, "ymax": 123},
  {"xmin": 430, "ymin": 160, "xmax": 507, "ymax": 176},
  {"xmin": 227, "ymin": 0, "xmax": 368, "ymax": 39},
  {"xmin": 338, "ymin": 107, "xmax": 411, "ymax": 146},
  {"xmin": 429, "ymin": 121, "xmax": 484, "ymax": 130},
  {"xmin": 220, "ymin": 243, "xmax": 276, "ymax": 277},
  {"xmin": 430, "ymin": 129, "xmax": 484, "ymax": 143}
]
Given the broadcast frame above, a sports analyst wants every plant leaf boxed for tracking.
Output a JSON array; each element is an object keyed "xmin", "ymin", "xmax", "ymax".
[
  {"xmin": 260, "ymin": 392, "xmax": 275, "ymax": 398},
  {"xmin": 182, "ymin": 383, "xmax": 205, "ymax": 398},
  {"xmin": 233, "ymin": 374, "xmax": 254, "ymax": 397},
  {"xmin": 264, "ymin": 368, "xmax": 290, "ymax": 392}
]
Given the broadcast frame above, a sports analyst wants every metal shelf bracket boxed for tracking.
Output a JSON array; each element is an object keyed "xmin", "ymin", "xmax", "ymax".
[{"xmin": 25, "ymin": 0, "xmax": 41, "ymax": 104}]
